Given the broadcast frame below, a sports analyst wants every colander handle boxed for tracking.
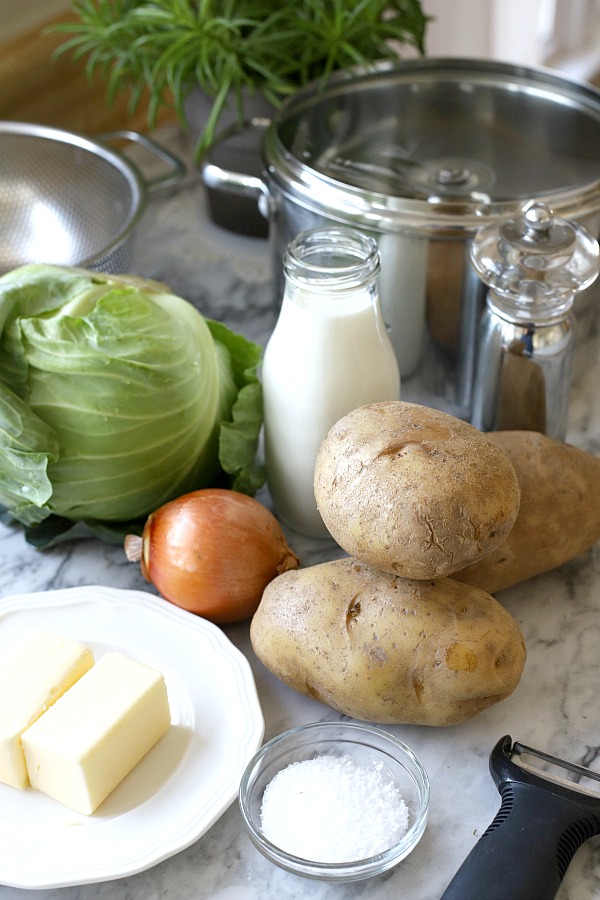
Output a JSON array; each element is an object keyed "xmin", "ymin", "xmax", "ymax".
[{"xmin": 97, "ymin": 130, "xmax": 187, "ymax": 192}]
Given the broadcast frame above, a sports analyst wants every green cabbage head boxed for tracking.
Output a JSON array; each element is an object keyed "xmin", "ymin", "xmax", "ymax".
[{"xmin": 0, "ymin": 264, "xmax": 264, "ymax": 547}]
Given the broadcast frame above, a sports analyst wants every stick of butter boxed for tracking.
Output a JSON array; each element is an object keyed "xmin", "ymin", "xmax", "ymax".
[
  {"xmin": 0, "ymin": 631, "xmax": 94, "ymax": 789},
  {"xmin": 22, "ymin": 651, "xmax": 171, "ymax": 815}
]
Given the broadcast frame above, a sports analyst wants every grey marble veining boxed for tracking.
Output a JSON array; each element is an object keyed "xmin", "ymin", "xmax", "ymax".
[{"xmin": 0, "ymin": 124, "xmax": 600, "ymax": 900}]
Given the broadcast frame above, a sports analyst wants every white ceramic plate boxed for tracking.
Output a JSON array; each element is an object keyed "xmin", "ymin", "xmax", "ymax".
[{"xmin": 0, "ymin": 585, "xmax": 265, "ymax": 889}]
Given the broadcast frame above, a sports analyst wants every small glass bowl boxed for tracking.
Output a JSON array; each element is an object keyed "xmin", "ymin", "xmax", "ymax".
[{"xmin": 238, "ymin": 721, "xmax": 430, "ymax": 883}]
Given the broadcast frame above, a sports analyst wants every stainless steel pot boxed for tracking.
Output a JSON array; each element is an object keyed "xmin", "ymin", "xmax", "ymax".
[
  {"xmin": 0, "ymin": 122, "xmax": 186, "ymax": 276},
  {"xmin": 202, "ymin": 58, "xmax": 600, "ymax": 420}
]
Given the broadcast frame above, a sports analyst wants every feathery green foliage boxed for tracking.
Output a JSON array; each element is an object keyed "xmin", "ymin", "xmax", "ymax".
[{"xmin": 50, "ymin": 0, "xmax": 429, "ymax": 154}]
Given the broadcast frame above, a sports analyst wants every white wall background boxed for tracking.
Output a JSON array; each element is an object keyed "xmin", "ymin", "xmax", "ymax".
[{"xmin": 422, "ymin": 0, "xmax": 600, "ymax": 81}]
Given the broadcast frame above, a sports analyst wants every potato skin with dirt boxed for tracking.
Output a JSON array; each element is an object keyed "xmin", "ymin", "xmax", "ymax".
[
  {"xmin": 453, "ymin": 430, "xmax": 600, "ymax": 593},
  {"xmin": 314, "ymin": 401, "xmax": 521, "ymax": 579},
  {"xmin": 250, "ymin": 557, "xmax": 526, "ymax": 726}
]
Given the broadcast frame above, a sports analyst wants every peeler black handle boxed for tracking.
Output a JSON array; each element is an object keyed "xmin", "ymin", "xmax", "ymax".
[{"xmin": 441, "ymin": 781, "xmax": 598, "ymax": 900}]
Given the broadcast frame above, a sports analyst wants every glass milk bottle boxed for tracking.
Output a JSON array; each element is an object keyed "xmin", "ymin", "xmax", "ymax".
[{"xmin": 262, "ymin": 227, "xmax": 400, "ymax": 538}]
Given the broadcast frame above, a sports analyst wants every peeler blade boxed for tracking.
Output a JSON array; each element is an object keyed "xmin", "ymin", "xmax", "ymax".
[{"xmin": 506, "ymin": 739, "xmax": 600, "ymax": 800}]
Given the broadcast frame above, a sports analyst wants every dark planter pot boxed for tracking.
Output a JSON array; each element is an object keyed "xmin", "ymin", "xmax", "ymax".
[{"xmin": 185, "ymin": 89, "xmax": 274, "ymax": 238}]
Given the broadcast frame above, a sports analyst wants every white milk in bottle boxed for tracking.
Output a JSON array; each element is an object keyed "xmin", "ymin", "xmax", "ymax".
[{"xmin": 262, "ymin": 227, "xmax": 400, "ymax": 538}]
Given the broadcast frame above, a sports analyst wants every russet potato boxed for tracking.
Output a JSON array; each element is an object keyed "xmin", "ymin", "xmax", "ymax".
[
  {"xmin": 314, "ymin": 401, "xmax": 521, "ymax": 579},
  {"xmin": 250, "ymin": 557, "xmax": 526, "ymax": 726},
  {"xmin": 453, "ymin": 430, "xmax": 600, "ymax": 593}
]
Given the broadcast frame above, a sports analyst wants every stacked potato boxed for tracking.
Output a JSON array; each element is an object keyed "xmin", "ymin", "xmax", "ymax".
[{"xmin": 251, "ymin": 401, "xmax": 600, "ymax": 726}]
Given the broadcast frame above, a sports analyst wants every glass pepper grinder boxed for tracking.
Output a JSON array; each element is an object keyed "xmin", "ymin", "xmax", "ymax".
[
  {"xmin": 469, "ymin": 201, "xmax": 599, "ymax": 440},
  {"xmin": 262, "ymin": 226, "xmax": 400, "ymax": 539}
]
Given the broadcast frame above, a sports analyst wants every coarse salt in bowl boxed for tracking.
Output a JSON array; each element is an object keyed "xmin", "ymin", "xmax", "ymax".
[{"xmin": 238, "ymin": 721, "xmax": 430, "ymax": 882}]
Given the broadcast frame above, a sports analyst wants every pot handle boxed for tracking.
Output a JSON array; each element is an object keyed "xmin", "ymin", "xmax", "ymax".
[
  {"xmin": 200, "ymin": 117, "xmax": 270, "ymax": 205},
  {"xmin": 97, "ymin": 130, "xmax": 187, "ymax": 192}
]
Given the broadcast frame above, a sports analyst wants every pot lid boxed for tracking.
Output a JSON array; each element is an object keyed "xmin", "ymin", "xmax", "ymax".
[{"xmin": 264, "ymin": 58, "xmax": 600, "ymax": 232}]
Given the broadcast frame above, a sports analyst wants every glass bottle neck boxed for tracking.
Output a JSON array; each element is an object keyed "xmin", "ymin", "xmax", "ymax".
[{"xmin": 283, "ymin": 227, "xmax": 380, "ymax": 294}]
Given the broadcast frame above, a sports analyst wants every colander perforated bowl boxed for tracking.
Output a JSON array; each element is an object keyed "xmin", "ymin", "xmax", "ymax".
[{"xmin": 0, "ymin": 122, "xmax": 185, "ymax": 275}]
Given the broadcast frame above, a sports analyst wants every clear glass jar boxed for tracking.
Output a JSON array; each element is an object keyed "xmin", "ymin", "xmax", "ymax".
[{"xmin": 262, "ymin": 227, "xmax": 400, "ymax": 538}]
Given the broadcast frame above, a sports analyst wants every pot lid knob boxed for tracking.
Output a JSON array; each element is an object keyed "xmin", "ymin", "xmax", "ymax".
[{"xmin": 469, "ymin": 200, "xmax": 600, "ymax": 323}]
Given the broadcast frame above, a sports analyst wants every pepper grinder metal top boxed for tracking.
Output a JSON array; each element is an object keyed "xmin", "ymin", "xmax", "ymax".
[{"xmin": 469, "ymin": 201, "xmax": 599, "ymax": 440}]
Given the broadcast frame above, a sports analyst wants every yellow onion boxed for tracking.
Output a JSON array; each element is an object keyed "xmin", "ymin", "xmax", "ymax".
[{"xmin": 125, "ymin": 489, "xmax": 300, "ymax": 624}]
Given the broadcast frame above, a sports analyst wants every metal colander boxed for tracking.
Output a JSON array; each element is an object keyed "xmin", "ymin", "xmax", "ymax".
[{"xmin": 0, "ymin": 122, "xmax": 186, "ymax": 276}]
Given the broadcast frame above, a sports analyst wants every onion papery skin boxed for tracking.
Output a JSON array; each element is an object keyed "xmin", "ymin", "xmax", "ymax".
[{"xmin": 139, "ymin": 489, "xmax": 300, "ymax": 624}]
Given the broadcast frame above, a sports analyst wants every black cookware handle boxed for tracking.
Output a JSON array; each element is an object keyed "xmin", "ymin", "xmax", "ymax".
[{"xmin": 440, "ymin": 781, "xmax": 596, "ymax": 900}]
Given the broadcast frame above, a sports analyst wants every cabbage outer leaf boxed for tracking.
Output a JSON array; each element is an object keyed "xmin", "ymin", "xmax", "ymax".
[{"xmin": 0, "ymin": 381, "xmax": 59, "ymax": 525}]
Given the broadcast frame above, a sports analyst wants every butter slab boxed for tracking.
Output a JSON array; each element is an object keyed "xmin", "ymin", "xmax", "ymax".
[
  {"xmin": 0, "ymin": 630, "xmax": 94, "ymax": 789},
  {"xmin": 22, "ymin": 651, "xmax": 171, "ymax": 814}
]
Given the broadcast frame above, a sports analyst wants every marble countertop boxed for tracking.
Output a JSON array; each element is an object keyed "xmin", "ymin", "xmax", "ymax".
[{"xmin": 1, "ymin": 125, "xmax": 600, "ymax": 900}]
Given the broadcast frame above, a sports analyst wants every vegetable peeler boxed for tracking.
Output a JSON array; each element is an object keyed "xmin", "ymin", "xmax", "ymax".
[{"xmin": 441, "ymin": 734, "xmax": 600, "ymax": 900}]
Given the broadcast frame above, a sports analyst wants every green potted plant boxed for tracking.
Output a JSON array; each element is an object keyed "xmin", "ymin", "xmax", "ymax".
[{"xmin": 51, "ymin": 0, "xmax": 429, "ymax": 158}]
